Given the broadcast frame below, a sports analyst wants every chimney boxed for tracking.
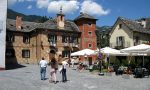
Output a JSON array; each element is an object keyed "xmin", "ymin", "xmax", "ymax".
[
  {"xmin": 16, "ymin": 16, "xmax": 22, "ymax": 30},
  {"xmin": 141, "ymin": 19, "xmax": 146, "ymax": 28}
]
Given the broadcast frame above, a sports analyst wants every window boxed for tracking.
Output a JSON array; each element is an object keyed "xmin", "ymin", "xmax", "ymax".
[
  {"xmin": 26, "ymin": 26, "xmax": 29, "ymax": 28},
  {"xmin": 48, "ymin": 34, "xmax": 57, "ymax": 43},
  {"xmin": 61, "ymin": 16, "xmax": 63, "ymax": 21},
  {"xmin": 70, "ymin": 36, "xmax": 78, "ymax": 43},
  {"xmin": 134, "ymin": 36, "xmax": 140, "ymax": 45},
  {"xmin": 116, "ymin": 36, "xmax": 125, "ymax": 46},
  {"xmin": 22, "ymin": 50, "xmax": 30, "ymax": 58},
  {"xmin": 10, "ymin": 24, "xmax": 13, "ymax": 26},
  {"xmin": 88, "ymin": 23, "xmax": 92, "ymax": 26},
  {"xmin": 88, "ymin": 43, "xmax": 92, "ymax": 48},
  {"xmin": 69, "ymin": 36, "xmax": 73, "ymax": 43},
  {"xmin": 6, "ymin": 33, "xmax": 15, "ymax": 42},
  {"xmin": 62, "ymin": 50, "xmax": 69, "ymax": 57},
  {"xmin": 88, "ymin": 31, "xmax": 92, "ymax": 36},
  {"xmin": 62, "ymin": 36, "xmax": 69, "ymax": 43},
  {"xmin": 21, "ymin": 26, "xmax": 23, "ymax": 29},
  {"xmin": 6, "ymin": 49, "xmax": 15, "ymax": 57},
  {"xmin": 118, "ymin": 24, "xmax": 122, "ymax": 29},
  {"xmin": 23, "ymin": 34, "xmax": 30, "ymax": 43}
]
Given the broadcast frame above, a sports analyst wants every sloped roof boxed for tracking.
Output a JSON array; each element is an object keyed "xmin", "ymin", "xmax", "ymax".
[
  {"xmin": 137, "ymin": 18, "xmax": 150, "ymax": 30},
  {"xmin": 119, "ymin": 17, "xmax": 150, "ymax": 34},
  {"xmin": 7, "ymin": 18, "xmax": 80, "ymax": 32},
  {"xmin": 39, "ymin": 19, "xmax": 80, "ymax": 32},
  {"xmin": 38, "ymin": 19, "xmax": 57, "ymax": 30},
  {"xmin": 146, "ymin": 18, "xmax": 150, "ymax": 29},
  {"xmin": 74, "ymin": 12, "xmax": 97, "ymax": 21},
  {"xmin": 7, "ymin": 19, "xmax": 39, "ymax": 32}
]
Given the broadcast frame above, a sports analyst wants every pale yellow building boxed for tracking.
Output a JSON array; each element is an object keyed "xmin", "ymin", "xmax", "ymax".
[{"xmin": 110, "ymin": 17, "xmax": 150, "ymax": 49}]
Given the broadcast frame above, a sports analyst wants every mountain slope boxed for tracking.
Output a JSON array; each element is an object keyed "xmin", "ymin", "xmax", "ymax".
[{"xmin": 7, "ymin": 9, "xmax": 48, "ymax": 23}]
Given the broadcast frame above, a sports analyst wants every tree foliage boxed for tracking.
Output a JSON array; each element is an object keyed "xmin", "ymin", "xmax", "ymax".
[
  {"xmin": 95, "ymin": 26, "xmax": 112, "ymax": 48},
  {"xmin": 7, "ymin": 9, "xmax": 49, "ymax": 23}
]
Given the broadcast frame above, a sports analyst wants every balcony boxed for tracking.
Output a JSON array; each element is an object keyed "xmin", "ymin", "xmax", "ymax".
[
  {"xmin": 110, "ymin": 41, "xmax": 130, "ymax": 49},
  {"xmin": 63, "ymin": 42, "xmax": 69, "ymax": 47},
  {"xmin": 49, "ymin": 42, "xmax": 56, "ymax": 47},
  {"xmin": 72, "ymin": 43, "xmax": 79, "ymax": 47}
]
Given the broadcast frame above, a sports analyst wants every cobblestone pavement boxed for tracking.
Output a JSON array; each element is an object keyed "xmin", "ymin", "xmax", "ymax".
[{"xmin": 0, "ymin": 64, "xmax": 150, "ymax": 90}]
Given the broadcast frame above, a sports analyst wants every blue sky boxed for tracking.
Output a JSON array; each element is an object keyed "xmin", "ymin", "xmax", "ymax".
[{"xmin": 8, "ymin": 0, "xmax": 150, "ymax": 26}]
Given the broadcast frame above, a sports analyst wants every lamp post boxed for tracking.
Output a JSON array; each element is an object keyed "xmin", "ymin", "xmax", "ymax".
[
  {"xmin": 98, "ymin": 51, "xmax": 103, "ymax": 75},
  {"xmin": 97, "ymin": 32, "xmax": 104, "ymax": 75}
]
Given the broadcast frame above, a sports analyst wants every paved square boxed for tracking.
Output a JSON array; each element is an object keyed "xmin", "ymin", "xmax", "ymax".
[{"xmin": 0, "ymin": 64, "xmax": 150, "ymax": 90}]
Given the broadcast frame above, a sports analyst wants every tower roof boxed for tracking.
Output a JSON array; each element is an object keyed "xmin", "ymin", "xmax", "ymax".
[
  {"xmin": 74, "ymin": 12, "xmax": 97, "ymax": 21},
  {"xmin": 57, "ymin": 6, "xmax": 65, "ymax": 16}
]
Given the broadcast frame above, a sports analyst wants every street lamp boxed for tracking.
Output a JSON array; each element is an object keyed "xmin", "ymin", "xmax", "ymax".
[
  {"xmin": 97, "ymin": 32, "xmax": 104, "ymax": 75},
  {"xmin": 98, "ymin": 41, "xmax": 104, "ymax": 75},
  {"xmin": 98, "ymin": 51, "xmax": 104, "ymax": 75}
]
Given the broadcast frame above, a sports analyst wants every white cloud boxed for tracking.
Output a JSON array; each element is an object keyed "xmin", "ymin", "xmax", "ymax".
[
  {"xmin": 8, "ymin": 0, "xmax": 110, "ymax": 16},
  {"xmin": 36, "ymin": 0, "xmax": 50, "ymax": 9},
  {"xmin": 27, "ymin": 5, "xmax": 32, "ymax": 9},
  {"xmin": 80, "ymin": 0, "xmax": 110, "ymax": 16},
  {"xmin": 47, "ymin": 1, "xmax": 79, "ymax": 14}
]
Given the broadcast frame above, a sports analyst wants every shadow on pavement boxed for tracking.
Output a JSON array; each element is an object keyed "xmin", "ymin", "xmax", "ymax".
[{"xmin": 6, "ymin": 64, "xmax": 26, "ymax": 70}]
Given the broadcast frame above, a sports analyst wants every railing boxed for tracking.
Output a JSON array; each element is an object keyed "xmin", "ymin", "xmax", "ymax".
[
  {"xmin": 63, "ymin": 42, "xmax": 69, "ymax": 46},
  {"xmin": 110, "ymin": 41, "xmax": 131, "ymax": 48},
  {"xmin": 49, "ymin": 42, "xmax": 56, "ymax": 46},
  {"xmin": 71, "ymin": 43, "xmax": 79, "ymax": 47}
]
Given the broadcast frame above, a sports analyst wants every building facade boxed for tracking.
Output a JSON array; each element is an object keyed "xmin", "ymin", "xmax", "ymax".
[
  {"xmin": 74, "ymin": 12, "xmax": 97, "ymax": 64},
  {"xmin": 110, "ymin": 17, "xmax": 150, "ymax": 49},
  {"xmin": 6, "ymin": 11, "xmax": 97, "ymax": 65}
]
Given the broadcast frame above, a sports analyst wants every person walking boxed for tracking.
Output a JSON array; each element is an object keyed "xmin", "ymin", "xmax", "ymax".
[
  {"xmin": 49, "ymin": 57, "xmax": 58, "ymax": 84},
  {"xmin": 39, "ymin": 57, "xmax": 48, "ymax": 80},
  {"xmin": 61, "ymin": 59, "xmax": 68, "ymax": 82}
]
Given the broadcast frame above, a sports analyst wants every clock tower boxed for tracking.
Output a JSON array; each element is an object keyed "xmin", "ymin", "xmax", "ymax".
[{"xmin": 57, "ymin": 6, "xmax": 65, "ymax": 29}]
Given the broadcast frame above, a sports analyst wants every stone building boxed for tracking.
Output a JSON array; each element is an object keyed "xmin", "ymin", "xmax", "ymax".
[{"xmin": 6, "ymin": 11, "xmax": 97, "ymax": 65}]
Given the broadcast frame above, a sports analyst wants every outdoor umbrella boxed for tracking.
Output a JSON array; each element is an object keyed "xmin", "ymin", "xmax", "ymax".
[
  {"xmin": 95, "ymin": 47, "xmax": 128, "ymax": 68},
  {"xmin": 121, "ymin": 44, "xmax": 150, "ymax": 66},
  {"xmin": 95, "ymin": 47, "xmax": 128, "ymax": 56},
  {"xmin": 121, "ymin": 44, "xmax": 150, "ymax": 53},
  {"xmin": 71, "ymin": 49, "xmax": 95, "ymax": 56}
]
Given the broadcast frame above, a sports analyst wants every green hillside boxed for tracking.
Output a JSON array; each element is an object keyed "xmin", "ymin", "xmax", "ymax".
[{"xmin": 7, "ymin": 9, "xmax": 48, "ymax": 23}]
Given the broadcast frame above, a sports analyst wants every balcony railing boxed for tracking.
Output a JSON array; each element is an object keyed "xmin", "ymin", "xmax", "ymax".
[
  {"xmin": 49, "ymin": 42, "xmax": 56, "ymax": 46},
  {"xmin": 71, "ymin": 43, "xmax": 79, "ymax": 47},
  {"xmin": 110, "ymin": 41, "xmax": 130, "ymax": 49},
  {"xmin": 63, "ymin": 42, "xmax": 69, "ymax": 46}
]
